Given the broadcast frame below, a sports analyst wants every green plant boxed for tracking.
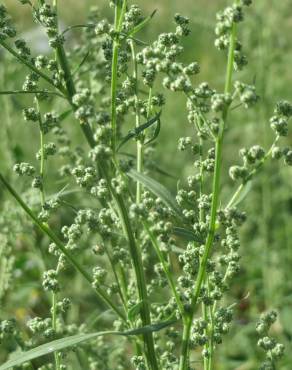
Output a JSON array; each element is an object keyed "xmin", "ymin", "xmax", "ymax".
[{"xmin": 0, "ymin": 1, "xmax": 290, "ymax": 369}]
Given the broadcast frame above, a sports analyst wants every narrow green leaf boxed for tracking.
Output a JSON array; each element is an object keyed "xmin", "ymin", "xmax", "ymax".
[
  {"xmin": 146, "ymin": 160, "xmax": 177, "ymax": 179},
  {"xmin": 61, "ymin": 24, "xmax": 95, "ymax": 36},
  {"xmin": 118, "ymin": 111, "xmax": 161, "ymax": 150},
  {"xmin": 127, "ymin": 301, "xmax": 143, "ymax": 322},
  {"xmin": 170, "ymin": 244, "xmax": 185, "ymax": 254},
  {"xmin": 118, "ymin": 152, "xmax": 177, "ymax": 179},
  {"xmin": 172, "ymin": 227, "xmax": 202, "ymax": 243},
  {"xmin": 231, "ymin": 180, "xmax": 253, "ymax": 208},
  {"xmin": 73, "ymin": 50, "xmax": 91, "ymax": 76},
  {"xmin": 144, "ymin": 116, "xmax": 161, "ymax": 145},
  {"xmin": 0, "ymin": 333, "xmax": 104, "ymax": 370},
  {"xmin": 125, "ymin": 319, "xmax": 177, "ymax": 336},
  {"xmin": 0, "ymin": 320, "xmax": 176, "ymax": 370},
  {"xmin": 0, "ymin": 90, "xmax": 65, "ymax": 98},
  {"xmin": 128, "ymin": 169, "xmax": 182, "ymax": 218},
  {"xmin": 59, "ymin": 109, "xmax": 72, "ymax": 122},
  {"xmin": 127, "ymin": 10, "xmax": 157, "ymax": 37}
]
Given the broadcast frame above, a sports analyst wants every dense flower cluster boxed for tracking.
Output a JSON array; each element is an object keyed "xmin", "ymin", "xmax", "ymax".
[{"xmin": 256, "ymin": 311, "xmax": 285, "ymax": 369}]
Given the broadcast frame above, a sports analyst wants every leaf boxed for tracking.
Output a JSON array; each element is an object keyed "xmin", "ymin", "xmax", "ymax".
[
  {"xmin": 73, "ymin": 50, "xmax": 91, "ymax": 76},
  {"xmin": 147, "ymin": 160, "xmax": 177, "ymax": 179},
  {"xmin": 128, "ymin": 301, "xmax": 143, "ymax": 322},
  {"xmin": 0, "ymin": 320, "xmax": 176, "ymax": 370},
  {"xmin": 172, "ymin": 227, "xmax": 202, "ymax": 243},
  {"xmin": 127, "ymin": 10, "xmax": 157, "ymax": 37},
  {"xmin": 228, "ymin": 180, "xmax": 253, "ymax": 209},
  {"xmin": 144, "ymin": 116, "xmax": 161, "ymax": 145},
  {"xmin": 118, "ymin": 111, "xmax": 161, "ymax": 151},
  {"xmin": 170, "ymin": 244, "xmax": 185, "ymax": 254},
  {"xmin": 118, "ymin": 152, "xmax": 176, "ymax": 179},
  {"xmin": 128, "ymin": 169, "xmax": 182, "ymax": 218},
  {"xmin": 124, "ymin": 319, "xmax": 177, "ymax": 335},
  {"xmin": 59, "ymin": 109, "xmax": 72, "ymax": 122}
]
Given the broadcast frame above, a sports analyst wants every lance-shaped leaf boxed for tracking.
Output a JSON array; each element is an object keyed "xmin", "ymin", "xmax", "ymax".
[
  {"xmin": 127, "ymin": 10, "xmax": 157, "ymax": 37},
  {"xmin": 128, "ymin": 301, "xmax": 143, "ymax": 322},
  {"xmin": 73, "ymin": 50, "xmax": 91, "ymax": 76},
  {"xmin": 172, "ymin": 227, "xmax": 202, "ymax": 243},
  {"xmin": 0, "ymin": 320, "xmax": 177, "ymax": 370},
  {"xmin": 59, "ymin": 109, "xmax": 72, "ymax": 122},
  {"xmin": 128, "ymin": 169, "xmax": 182, "ymax": 218},
  {"xmin": 118, "ymin": 111, "xmax": 161, "ymax": 150},
  {"xmin": 144, "ymin": 116, "xmax": 161, "ymax": 145},
  {"xmin": 226, "ymin": 180, "xmax": 253, "ymax": 209},
  {"xmin": 119, "ymin": 152, "xmax": 176, "ymax": 179}
]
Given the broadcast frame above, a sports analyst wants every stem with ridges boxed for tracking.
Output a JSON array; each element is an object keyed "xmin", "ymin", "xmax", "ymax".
[
  {"xmin": 100, "ymin": 164, "xmax": 159, "ymax": 370},
  {"xmin": 111, "ymin": 0, "xmax": 127, "ymax": 153},
  {"xmin": 179, "ymin": 18, "xmax": 238, "ymax": 370},
  {"xmin": 109, "ymin": 3, "xmax": 158, "ymax": 368},
  {"xmin": 36, "ymin": 98, "xmax": 46, "ymax": 207},
  {"xmin": 53, "ymin": 2, "xmax": 95, "ymax": 148},
  {"xmin": 131, "ymin": 40, "xmax": 144, "ymax": 204},
  {"xmin": 52, "ymin": 292, "xmax": 61, "ymax": 370}
]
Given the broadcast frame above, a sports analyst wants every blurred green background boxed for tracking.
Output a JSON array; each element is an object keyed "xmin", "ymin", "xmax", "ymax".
[{"xmin": 0, "ymin": 1, "xmax": 291, "ymax": 369}]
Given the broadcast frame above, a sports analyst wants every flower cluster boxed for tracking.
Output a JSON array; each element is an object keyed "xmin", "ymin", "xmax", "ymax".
[
  {"xmin": 256, "ymin": 311, "xmax": 285, "ymax": 369},
  {"xmin": 136, "ymin": 14, "xmax": 194, "ymax": 90},
  {"xmin": 0, "ymin": 5, "xmax": 17, "ymax": 41},
  {"xmin": 215, "ymin": 1, "xmax": 251, "ymax": 70},
  {"xmin": 38, "ymin": 3, "xmax": 64, "ymax": 48}
]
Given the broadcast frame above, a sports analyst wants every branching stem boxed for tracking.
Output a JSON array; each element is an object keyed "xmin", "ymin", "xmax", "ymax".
[{"xmin": 179, "ymin": 19, "xmax": 238, "ymax": 370}]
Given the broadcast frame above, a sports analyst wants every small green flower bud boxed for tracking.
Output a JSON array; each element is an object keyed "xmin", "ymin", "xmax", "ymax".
[{"xmin": 229, "ymin": 165, "xmax": 248, "ymax": 181}]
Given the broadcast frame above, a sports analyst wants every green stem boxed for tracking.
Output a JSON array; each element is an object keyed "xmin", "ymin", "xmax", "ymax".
[
  {"xmin": 101, "ymin": 165, "xmax": 158, "ymax": 370},
  {"xmin": 36, "ymin": 98, "xmax": 46, "ymax": 207},
  {"xmin": 143, "ymin": 221, "xmax": 184, "ymax": 316},
  {"xmin": 179, "ymin": 20, "xmax": 238, "ymax": 370},
  {"xmin": 104, "ymin": 243, "xmax": 127, "ymax": 310},
  {"xmin": 108, "ymin": 3, "xmax": 158, "ymax": 368},
  {"xmin": 0, "ymin": 172, "xmax": 126, "ymax": 322},
  {"xmin": 130, "ymin": 41, "xmax": 144, "ymax": 204},
  {"xmin": 117, "ymin": 198, "xmax": 158, "ymax": 370},
  {"xmin": 207, "ymin": 279, "xmax": 214, "ymax": 369},
  {"xmin": 180, "ymin": 317, "xmax": 192, "ymax": 369},
  {"xmin": 0, "ymin": 90, "xmax": 65, "ymax": 98},
  {"xmin": 199, "ymin": 140, "xmax": 210, "ymax": 370},
  {"xmin": 110, "ymin": 23, "xmax": 120, "ymax": 151},
  {"xmin": 39, "ymin": 126, "xmax": 45, "ymax": 206},
  {"xmin": 111, "ymin": 0, "xmax": 127, "ymax": 153},
  {"xmin": 52, "ymin": 2, "xmax": 95, "ymax": 148},
  {"xmin": 203, "ymin": 301, "xmax": 209, "ymax": 370},
  {"xmin": 52, "ymin": 292, "xmax": 61, "ymax": 370},
  {"xmin": 7, "ymin": 1, "xmax": 156, "ymax": 367}
]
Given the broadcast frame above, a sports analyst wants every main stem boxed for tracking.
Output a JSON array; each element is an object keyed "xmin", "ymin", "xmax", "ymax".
[
  {"xmin": 36, "ymin": 98, "xmax": 46, "ymax": 207},
  {"xmin": 179, "ymin": 21, "xmax": 237, "ymax": 370},
  {"xmin": 109, "ymin": 3, "xmax": 158, "ymax": 369},
  {"xmin": 111, "ymin": 0, "xmax": 127, "ymax": 153},
  {"xmin": 130, "ymin": 41, "xmax": 143, "ymax": 204},
  {"xmin": 52, "ymin": 292, "xmax": 61, "ymax": 370},
  {"xmin": 36, "ymin": 97, "xmax": 60, "ymax": 370}
]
